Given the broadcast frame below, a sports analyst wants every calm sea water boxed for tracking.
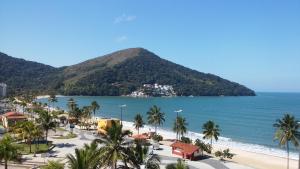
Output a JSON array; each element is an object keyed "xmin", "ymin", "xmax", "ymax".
[{"xmin": 39, "ymin": 92, "xmax": 300, "ymax": 153}]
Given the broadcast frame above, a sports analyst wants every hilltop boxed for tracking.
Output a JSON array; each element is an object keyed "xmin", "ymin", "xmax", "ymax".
[{"xmin": 0, "ymin": 48, "xmax": 255, "ymax": 96}]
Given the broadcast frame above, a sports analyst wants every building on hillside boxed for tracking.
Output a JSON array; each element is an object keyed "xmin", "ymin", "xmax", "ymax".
[
  {"xmin": 0, "ymin": 83, "xmax": 7, "ymax": 97},
  {"xmin": 1, "ymin": 111, "xmax": 27, "ymax": 129},
  {"xmin": 97, "ymin": 118, "xmax": 120, "ymax": 135},
  {"xmin": 170, "ymin": 141, "xmax": 202, "ymax": 160}
]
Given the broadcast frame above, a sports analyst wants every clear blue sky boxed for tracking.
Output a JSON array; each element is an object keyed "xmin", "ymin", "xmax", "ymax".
[{"xmin": 1, "ymin": 0, "xmax": 300, "ymax": 92}]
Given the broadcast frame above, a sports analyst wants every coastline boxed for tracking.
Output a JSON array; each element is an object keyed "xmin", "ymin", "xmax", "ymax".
[{"xmin": 120, "ymin": 120, "xmax": 298, "ymax": 169}]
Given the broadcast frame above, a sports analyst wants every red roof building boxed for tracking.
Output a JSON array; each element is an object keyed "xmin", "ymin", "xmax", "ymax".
[
  {"xmin": 170, "ymin": 141, "xmax": 202, "ymax": 160},
  {"xmin": 1, "ymin": 112, "xmax": 27, "ymax": 128}
]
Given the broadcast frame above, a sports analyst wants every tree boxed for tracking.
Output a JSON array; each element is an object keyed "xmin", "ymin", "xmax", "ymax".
[
  {"xmin": 133, "ymin": 113, "xmax": 145, "ymax": 135},
  {"xmin": 144, "ymin": 154, "xmax": 161, "ymax": 169},
  {"xmin": 194, "ymin": 139, "xmax": 211, "ymax": 154},
  {"xmin": 32, "ymin": 126, "xmax": 44, "ymax": 155},
  {"xmin": 173, "ymin": 116, "xmax": 188, "ymax": 140},
  {"xmin": 82, "ymin": 106, "xmax": 92, "ymax": 130},
  {"xmin": 13, "ymin": 121, "xmax": 36, "ymax": 153},
  {"xmin": 48, "ymin": 94, "xmax": 58, "ymax": 110},
  {"xmin": 37, "ymin": 110, "xmax": 57, "ymax": 144},
  {"xmin": 214, "ymin": 149, "xmax": 234, "ymax": 161},
  {"xmin": 202, "ymin": 120, "xmax": 220, "ymax": 147},
  {"xmin": 91, "ymin": 101, "xmax": 100, "ymax": 117},
  {"xmin": 0, "ymin": 134, "xmax": 21, "ymax": 169},
  {"xmin": 165, "ymin": 159, "xmax": 189, "ymax": 169},
  {"xmin": 147, "ymin": 105, "xmax": 165, "ymax": 134},
  {"xmin": 66, "ymin": 141, "xmax": 101, "ymax": 169},
  {"xmin": 96, "ymin": 121, "xmax": 139, "ymax": 169},
  {"xmin": 273, "ymin": 114, "xmax": 300, "ymax": 169},
  {"xmin": 42, "ymin": 160, "xmax": 64, "ymax": 169}
]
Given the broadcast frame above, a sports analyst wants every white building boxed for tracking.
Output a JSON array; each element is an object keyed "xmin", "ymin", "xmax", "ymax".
[{"xmin": 0, "ymin": 83, "xmax": 7, "ymax": 97}]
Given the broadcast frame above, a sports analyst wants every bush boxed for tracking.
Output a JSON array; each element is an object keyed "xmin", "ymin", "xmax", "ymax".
[
  {"xmin": 215, "ymin": 149, "xmax": 234, "ymax": 161},
  {"xmin": 151, "ymin": 134, "xmax": 163, "ymax": 142},
  {"xmin": 194, "ymin": 139, "xmax": 212, "ymax": 154},
  {"xmin": 181, "ymin": 136, "xmax": 192, "ymax": 144}
]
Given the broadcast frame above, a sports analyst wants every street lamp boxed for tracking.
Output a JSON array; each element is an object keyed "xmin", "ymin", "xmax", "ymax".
[
  {"xmin": 174, "ymin": 109, "xmax": 183, "ymax": 140},
  {"xmin": 119, "ymin": 104, "xmax": 127, "ymax": 125}
]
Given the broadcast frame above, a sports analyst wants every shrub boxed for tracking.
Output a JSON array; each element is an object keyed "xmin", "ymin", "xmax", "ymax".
[
  {"xmin": 181, "ymin": 136, "xmax": 192, "ymax": 144},
  {"xmin": 194, "ymin": 139, "xmax": 212, "ymax": 154},
  {"xmin": 215, "ymin": 149, "xmax": 234, "ymax": 161},
  {"xmin": 151, "ymin": 134, "xmax": 163, "ymax": 142}
]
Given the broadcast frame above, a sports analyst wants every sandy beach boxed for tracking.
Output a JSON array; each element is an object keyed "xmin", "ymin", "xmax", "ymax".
[{"xmin": 121, "ymin": 121, "xmax": 298, "ymax": 169}]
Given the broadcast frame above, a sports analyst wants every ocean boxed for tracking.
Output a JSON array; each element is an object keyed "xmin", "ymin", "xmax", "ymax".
[{"xmin": 38, "ymin": 92, "xmax": 300, "ymax": 159}]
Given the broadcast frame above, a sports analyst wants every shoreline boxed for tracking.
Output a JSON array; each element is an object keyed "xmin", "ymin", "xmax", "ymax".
[
  {"xmin": 120, "ymin": 120, "xmax": 298, "ymax": 160},
  {"xmin": 120, "ymin": 120, "xmax": 298, "ymax": 169}
]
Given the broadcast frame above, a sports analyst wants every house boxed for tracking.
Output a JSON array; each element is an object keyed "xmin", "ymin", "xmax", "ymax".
[
  {"xmin": 170, "ymin": 141, "xmax": 202, "ymax": 160},
  {"xmin": 97, "ymin": 118, "xmax": 120, "ymax": 135},
  {"xmin": 1, "ymin": 111, "xmax": 27, "ymax": 128}
]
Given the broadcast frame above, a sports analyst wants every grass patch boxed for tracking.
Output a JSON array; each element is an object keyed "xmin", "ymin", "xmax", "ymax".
[
  {"xmin": 18, "ymin": 143, "xmax": 51, "ymax": 155},
  {"xmin": 55, "ymin": 132, "xmax": 77, "ymax": 139}
]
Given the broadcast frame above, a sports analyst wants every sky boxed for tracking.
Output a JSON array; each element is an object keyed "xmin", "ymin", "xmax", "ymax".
[{"xmin": 0, "ymin": 0, "xmax": 300, "ymax": 92}]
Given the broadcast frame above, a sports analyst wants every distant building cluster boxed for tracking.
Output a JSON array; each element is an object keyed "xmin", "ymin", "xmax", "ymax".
[
  {"xmin": 0, "ymin": 83, "xmax": 7, "ymax": 97},
  {"xmin": 128, "ymin": 83, "xmax": 176, "ymax": 97}
]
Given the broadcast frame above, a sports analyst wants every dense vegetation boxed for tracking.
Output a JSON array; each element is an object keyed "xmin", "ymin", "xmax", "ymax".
[{"xmin": 0, "ymin": 48, "xmax": 255, "ymax": 96}]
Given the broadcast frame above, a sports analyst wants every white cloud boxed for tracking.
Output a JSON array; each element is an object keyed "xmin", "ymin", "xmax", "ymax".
[
  {"xmin": 114, "ymin": 14, "xmax": 136, "ymax": 24},
  {"xmin": 115, "ymin": 35, "xmax": 128, "ymax": 43}
]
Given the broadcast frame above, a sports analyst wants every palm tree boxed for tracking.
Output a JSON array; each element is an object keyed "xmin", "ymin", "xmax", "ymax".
[
  {"xmin": 14, "ymin": 121, "xmax": 36, "ymax": 153},
  {"xmin": 82, "ymin": 106, "xmax": 92, "ymax": 130},
  {"xmin": 0, "ymin": 134, "xmax": 21, "ymax": 169},
  {"xmin": 134, "ymin": 113, "xmax": 145, "ymax": 135},
  {"xmin": 134, "ymin": 140, "xmax": 160, "ymax": 169},
  {"xmin": 273, "ymin": 114, "xmax": 300, "ymax": 169},
  {"xmin": 147, "ymin": 105, "xmax": 165, "ymax": 134},
  {"xmin": 96, "ymin": 121, "xmax": 139, "ymax": 169},
  {"xmin": 66, "ymin": 141, "xmax": 101, "ymax": 169},
  {"xmin": 91, "ymin": 101, "xmax": 100, "ymax": 117},
  {"xmin": 37, "ymin": 110, "xmax": 57, "ymax": 144},
  {"xmin": 202, "ymin": 120, "xmax": 220, "ymax": 147},
  {"xmin": 48, "ymin": 94, "xmax": 58, "ymax": 110},
  {"xmin": 42, "ymin": 160, "xmax": 64, "ymax": 169},
  {"xmin": 32, "ymin": 126, "xmax": 43, "ymax": 156},
  {"xmin": 165, "ymin": 159, "xmax": 189, "ymax": 169},
  {"xmin": 173, "ymin": 116, "xmax": 188, "ymax": 140}
]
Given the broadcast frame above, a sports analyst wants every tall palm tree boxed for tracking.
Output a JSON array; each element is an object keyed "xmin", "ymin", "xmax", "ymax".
[
  {"xmin": 37, "ymin": 110, "xmax": 57, "ymax": 144},
  {"xmin": 32, "ymin": 126, "xmax": 43, "ymax": 155},
  {"xmin": 96, "ymin": 121, "xmax": 139, "ymax": 169},
  {"xmin": 273, "ymin": 114, "xmax": 300, "ymax": 169},
  {"xmin": 147, "ymin": 105, "xmax": 165, "ymax": 134},
  {"xmin": 14, "ymin": 121, "xmax": 36, "ymax": 153},
  {"xmin": 48, "ymin": 94, "xmax": 58, "ymax": 110},
  {"xmin": 0, "ymin": 134, "xmax": 21, "ymax": 169},
  {"xmin": 133, "ymin": 113, "xmax": 145, "ymax": 135},
  {"xmin": 173, "ymin": 116, "xmax": 188, "ymax": 140},
  {"xmin": 91, "ymin": 101, "xmax": 100, "ymax": 117},
  {"xmin": 165, "ymin": 159, "xmax": 189, "ymax": 169},
  {"xmin": 67, "ymin": 141, "xmax": 101, "ymax": 169},
  {"xmin": 202, "ymin": 120, "xmax": 220, "ymax": 147}
]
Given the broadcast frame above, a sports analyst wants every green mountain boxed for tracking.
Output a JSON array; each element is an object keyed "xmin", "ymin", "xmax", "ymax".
[{"xmin": 0, "ymin": 48, "xmax": 255, "ymax": 96}]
